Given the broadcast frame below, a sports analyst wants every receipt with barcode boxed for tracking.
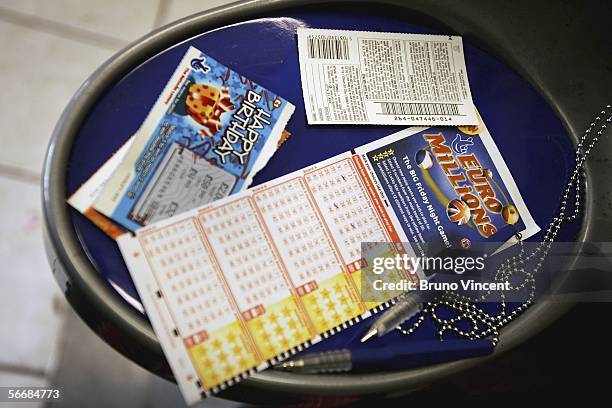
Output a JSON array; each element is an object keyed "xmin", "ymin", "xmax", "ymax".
[{"xmin": 297, "ymin": 28, "xmax": 478, "ymax": 126}]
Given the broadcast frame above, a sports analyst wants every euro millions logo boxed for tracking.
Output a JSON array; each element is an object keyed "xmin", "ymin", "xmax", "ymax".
[
  {"xmin": 451, "ymin": 134, "xmax": 474, "ymax": 154},
  {"xmin": 190, "ymin": 57, "xmax": 211, "ymax": 73}
]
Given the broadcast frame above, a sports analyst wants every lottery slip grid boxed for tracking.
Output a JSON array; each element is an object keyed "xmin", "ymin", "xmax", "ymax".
[
  {"xmin": 119, "ymin": 150, "xmax": 418, "ymax": 403},
  {"xmin": 297, "ymin": 28, "xmax": 479, "ymax": 126},
  {"xmin": 118, "ymin": 124, "xmax": 539, "ymax": 404}
]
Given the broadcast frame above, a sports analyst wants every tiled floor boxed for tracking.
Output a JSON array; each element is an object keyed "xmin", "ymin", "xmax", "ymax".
[
  {"xmin": 50, "ymin": 308, "xmax": 248, "ymax": 408},
  {"xmin": 161, "ymin": 0, "xmax": 241, "ymax": 25},
  {"xmin": 0, "ymin": 1, "xmax": 245, "ymax": 407},
  {"xmin": 0, "ymin": 177, "xmax": 65, "ymax": 375},
  {"xmin": 0, "ymin": 19, "xmax": 113, "ymax": 175}
]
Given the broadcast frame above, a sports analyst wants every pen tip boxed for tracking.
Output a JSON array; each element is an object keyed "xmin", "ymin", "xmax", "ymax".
[
  {"xmin": 274, "ymin": 361, "xmax": 293, "ymax": 370},
  {"xmin": 273, "ymin": 360, "xmax": 304, "ymax": 371},
  {"xmin": 360, "ymin": 329, "xmax": 378, "ymax": 343}
]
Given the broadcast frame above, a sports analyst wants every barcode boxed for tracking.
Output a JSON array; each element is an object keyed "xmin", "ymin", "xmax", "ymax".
[
  {"xmin": 307, "ymin": 36, "xmax": 350, "ymax": 60},
  {"xmin": 379, "ymin": 102, "xmax": 460, "ymax": 116}
]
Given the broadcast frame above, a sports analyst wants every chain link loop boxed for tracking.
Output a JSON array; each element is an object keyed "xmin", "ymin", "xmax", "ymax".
[{"xmin": 397, "ymin": 105, "xmax": 612, "ymax": 345}]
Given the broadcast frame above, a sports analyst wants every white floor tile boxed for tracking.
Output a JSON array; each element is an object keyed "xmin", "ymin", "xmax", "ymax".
[
  {"xmin": 0, "ymin": 21, "xmax": 112, "ymax": 175},
  {"xmin": 51, "ymin": 310, "xmax": 250, "ymax": 407},
  {"xmin": 0, "ymin": 372, "xmax": 47, "ymax": 388},
  {"xmin": 0, "ymin": 0, "xmax": 160, "ymax": 42},
  {"xmin": 0, "ymin": 177, "xmax": 66, "ymax": 374},
  {"xmin": 161, "ymin": 0, "xmax": 237, "ymax": 26},
  {"xmin": 50, "ymin": 310, "xmax": 151, "ymax": 407}
]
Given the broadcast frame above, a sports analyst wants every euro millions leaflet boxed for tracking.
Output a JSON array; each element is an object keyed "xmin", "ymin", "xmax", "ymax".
[
  {"xmin": 94, "ymin": 46, "xmax": 294, "ymax": 231},
  {"xmin": 363, "ymin": 116, "xmax": 539, "ymax": 256}
]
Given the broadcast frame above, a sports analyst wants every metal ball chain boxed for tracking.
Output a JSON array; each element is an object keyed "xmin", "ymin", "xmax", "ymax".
[{"xmin": 398, "ymin": 104, "xmax": 612, "ymax": 345}]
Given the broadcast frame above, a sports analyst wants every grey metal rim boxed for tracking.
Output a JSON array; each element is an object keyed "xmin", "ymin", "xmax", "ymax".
[{"xmin": 42, "ymin": 0, "xmax": 596, "ymax": 397}]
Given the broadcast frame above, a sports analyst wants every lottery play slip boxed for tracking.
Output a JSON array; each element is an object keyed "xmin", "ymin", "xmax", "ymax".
[
  {"xmin": 94, "ymin": 46, "xmax": 294, "ymax": 232},
  {"xmin": 118, "ymin": 118, "xmax": 538, "ymax": 403}
]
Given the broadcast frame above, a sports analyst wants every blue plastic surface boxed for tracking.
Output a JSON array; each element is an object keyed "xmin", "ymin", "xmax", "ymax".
[{"xmin": 67, "ymin": 9, "xmax": 581, "ymax": 363}]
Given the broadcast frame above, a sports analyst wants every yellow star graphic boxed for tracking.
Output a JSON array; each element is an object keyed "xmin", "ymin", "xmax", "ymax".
[
  {"xmin": 280, "ymin": 337, "xmax": 289, "ymax": 349},
  {"xmin": 225, "ymin": 332, "xmax": 237, "ymax": 344},
  {"xmin": 224, "ymin": 364, "xmax": 235, "ymax": 377},
  {"xmin": 290, "ymin": 328, "xmax": 302, "ymax": 339},
  {"xmin": 218, "ymin": 351, "xmax": 228, "ymax": 363},
  {"xmin": 281, "ymin": 306, "xmax": 292, "ymax": 318},
  {"xmin": 253, "ymin": 319, "xmax": 265, "ymax": 330},
  {"xmin": 237, "ymin": 356, "xmax": 248, "ymax": 368},
  {"xmin": 268, "ymin": 313, "xmax": 279, "ymax": 324},
  {"xmin": 202, "ymin": 358, "xmax": 213, "ymax": 369}
]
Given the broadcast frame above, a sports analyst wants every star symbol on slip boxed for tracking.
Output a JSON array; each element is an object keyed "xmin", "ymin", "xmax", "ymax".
[
  {"xmin": 287, "ymin": 319, "xmax": 297, "ymax": 330},
  {"xmin": 225, "ymin": 332, "xmax": 237, "ymax": 344},
  {"xmin": 237, "ymin": 356, "xmax": 248, "ymax": 368},
  {"xmin": 280, "ymin": 337, "xmax": 289, "ymax": 349},
  {"xmin": 281, "ymin": 306, "xmax": 292, "ymax": 318},
  {"xmin": 222, "ymin": 365, "xmax": 232, "ymax": 377},
  {"xmin": 254, "ymin": 319, "xmax": 265, "ymax": 331},
  {"xmin": 218, "ymin": 351, "xmax": 228, "ymax": 363}
]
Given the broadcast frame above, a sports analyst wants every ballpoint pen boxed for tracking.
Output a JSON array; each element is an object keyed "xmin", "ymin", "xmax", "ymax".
[
  {"xmin": 360, "ymin": 246, "xmax": 468, "ymax": 342},
  {"xmin": 360, "ymin": 290, "xmax": 425, "ymax": 342},
  {"xmin": 361, "ymin": 242, "xmax": 476, "ymax": 343},
  {"xmin": 274, "ymin": 340, "xmax": 493, "ymax": 373}
]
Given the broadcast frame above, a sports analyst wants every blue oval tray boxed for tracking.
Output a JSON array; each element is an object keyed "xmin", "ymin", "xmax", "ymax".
[{"xmin": 66, "ymin": 9, "xmax": 580, "ymax": 361}]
